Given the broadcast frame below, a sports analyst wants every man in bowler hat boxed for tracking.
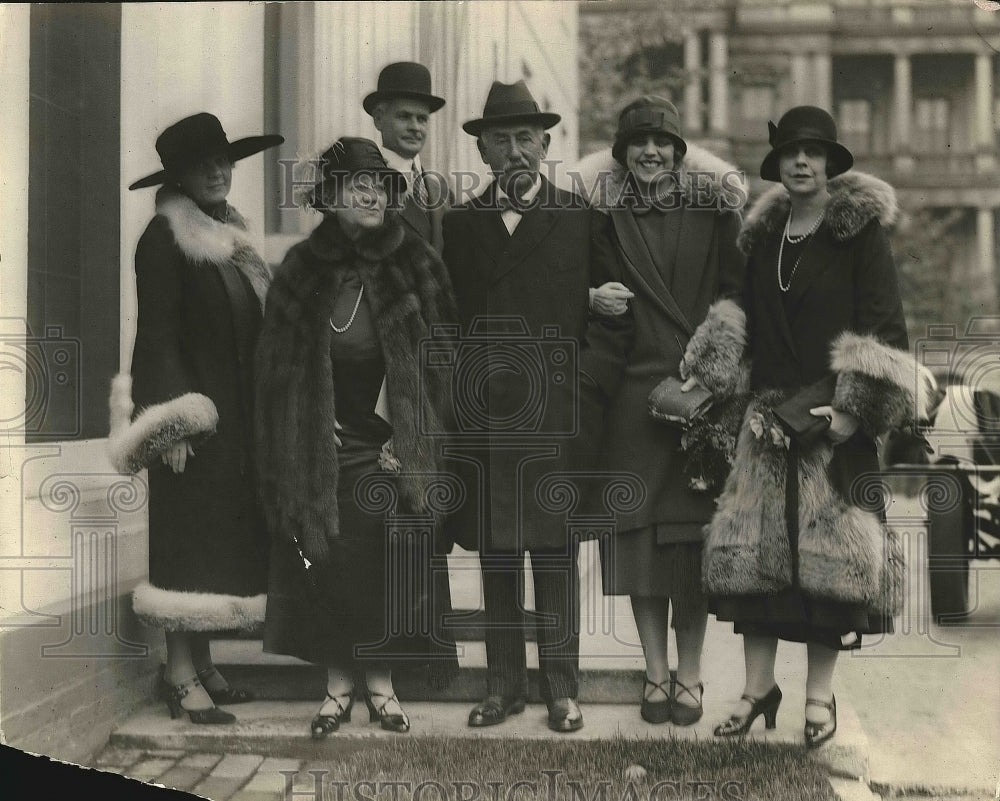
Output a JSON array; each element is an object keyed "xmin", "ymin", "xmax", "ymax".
[
  {"xmin": 364, "ymin": 61, "xmax": 451, "ymax": 254},
  {"xmin": 441, "ymin": 80, "xmax": 632, "ymax": 732}
]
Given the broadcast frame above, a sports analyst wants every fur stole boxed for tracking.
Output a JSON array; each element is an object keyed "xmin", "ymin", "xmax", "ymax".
[
  {"xmin": 738, "ymin": 171, "xmax": 899, "ymax": 256},
  {"xmin": 255, "ymin": 213, "xmax": 457, "ymax": 566},
  {"xmin": 572, "ymin": 144, "xmax": 749, "ymax": 214}
]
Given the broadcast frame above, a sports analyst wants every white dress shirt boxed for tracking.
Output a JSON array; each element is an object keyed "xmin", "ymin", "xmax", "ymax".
[
  {"xmin": 496, "ymin": 175, "xmax": 542, "ymax": 235},
  {"xmin": 379, "ymin": 145, "xmax": 421, "ymax": 197}
]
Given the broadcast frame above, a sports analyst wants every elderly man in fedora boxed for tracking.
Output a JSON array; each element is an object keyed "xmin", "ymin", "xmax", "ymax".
[
  {"xmin": 441, "ymin": 80, "xmax": 632, "ymax": 733},
  {"xmin": 364, "ymin": 61, "xmax": 451, "ymax": 254}
]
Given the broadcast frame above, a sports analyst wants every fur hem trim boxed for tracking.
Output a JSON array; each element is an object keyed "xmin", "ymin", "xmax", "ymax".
[
  {"xmin": 738, "ymin": 171, "xmax": 898, "ymax": 255},
  {"xmin": 132, "ymin": 581, "xmax": 265, "ymax": 631},
  {"xmin": 681, "ymin": 299, "xmax": 747, "ymax": 397},
  {"xmin": 830, "ymin": 332, "xmax": 931, "ymax": 433},
  {"xmin": 107, "ymin": 374, "xmax": 218, "ymax": 474},
  {"xmin": 571, "ymin": 144, "xmax": 749, "ymax": 213}
]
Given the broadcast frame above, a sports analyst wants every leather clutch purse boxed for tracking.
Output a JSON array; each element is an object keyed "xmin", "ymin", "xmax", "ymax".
[
  {"xmin": 773, "ymin": 373, "xmax": 838, "ymax": 447},
  {"xmin": 648, "ymin": 376, "xmax": 714, "ymax": 427}
]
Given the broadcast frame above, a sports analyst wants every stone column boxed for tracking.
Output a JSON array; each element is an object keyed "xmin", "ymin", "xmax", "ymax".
[
  {"xmin": 975, "ymin": 53, "xmax": 997, "ymax": 170},
  {"xmin": 893, "ymin": 52, "xmax": 914, "ymax": 171},
  {"xmin": 708, "ymin": 31, "xmax": 729, "ymax": 135},
  {"xmin": 976, "ymin": 207, "xmax": 998, "ymax": 307},
  {"xmin": 812, "ymin": 51, "xmax": 832, "ymax": 112},
  {"xmin": 790, "ymin": 53, "xmax": 809, "ymax": 107},
  {"xmin": 684, "ymin": 29, "xmax": 702, "ymax": 134}
]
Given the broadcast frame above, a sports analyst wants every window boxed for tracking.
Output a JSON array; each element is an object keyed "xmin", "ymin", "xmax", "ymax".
[
  {"xmin": 27, "ymin": 4, "xmax": 121, "ymax": 441},
  {"xmin": 740, "ymin": 85, "xmax": 774, "ymax": 124},
  {"xmin": 839, "ymin": 99, "xmax": 872, "ymax": 156},
  {"xmin": 914, "ymin": 97, "xmax": 950, "ymax": 153}
]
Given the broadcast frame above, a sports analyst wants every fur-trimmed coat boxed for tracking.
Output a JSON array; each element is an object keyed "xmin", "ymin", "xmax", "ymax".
[
  {"xmin": 108, "ymin": 186, "xmax": 271, "ymax": 631},
  {"xmin": 703, "ymin": 172, "xmax": 929, "ymax": 615},
  {"xmin": 572, "ymin": 146, "xmax": 749, "ymax": 538},
  {"xmin": 254, "ymin": 212, "xmax": 458, "ymax": 566}
]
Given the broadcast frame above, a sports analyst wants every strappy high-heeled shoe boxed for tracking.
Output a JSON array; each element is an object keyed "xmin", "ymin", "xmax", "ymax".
[
  {"xmin": 640, "ymin": 671, "xmax": 673, "ymax": 724},
  {"xmin": 164, "ymin": 676, "xmax": 236, "ymax": 725},
  {"xmin": 804, "ymin": 695, "xmax": 837, "ymax": 748},
  {"xmin": 669, "ymin": 676, "xmax": 704, "ymax": 727},
  {"xmin": 363, "ymin": 689, "xmax": 410, "ymax": 733},
  {"xmin": 713, "ymin": 685, "xmax": 782, "ymax": 737},
  {"xmin": 197, "ymin": 666, "xmax": 255, "ymax": 705},
  {"xmin": 310, "ymin": 692, "xmax": 354, "ymax": 740}
]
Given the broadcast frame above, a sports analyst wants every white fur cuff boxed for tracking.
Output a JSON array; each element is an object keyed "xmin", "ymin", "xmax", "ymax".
[
  {"xmin": 132, "ymin": 581, "xmax": 265, "ymax": 632},
  {"xmin": 107, "ymin": 373, "xmax": 218, "ymax": 474},
  {"xmin": 682, "ymin": 299, "xmax": 748, "ymax": 397},
  {"xmin": 830, "ymin": 332, "xmax": 932, "ymax": 421}
]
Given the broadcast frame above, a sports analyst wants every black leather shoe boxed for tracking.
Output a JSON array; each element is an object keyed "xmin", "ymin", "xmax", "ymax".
[
  {"xmin": 547, "ymin": 697, "xmax": 584, "ymax": 733},
  {"xmin": 467, "ymin": 695, "xmax": 526, "ymax": 727}
]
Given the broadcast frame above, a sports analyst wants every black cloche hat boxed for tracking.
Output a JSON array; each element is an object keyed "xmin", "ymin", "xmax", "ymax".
[
  {"xmin": 363, "ymin": 62, "xmax": 446, "ymax": 115},
  {"xmin": 462, "ymin": 80, "xmax": 561, "ymax": 137},
  {"xmin": 612, "ymin": 95, "xmax": 688, "ymax": 165},
  {"xmin": 759, "ymin": 105, "xmax": 854, "ymax": 182},
  {"xmin": 310, "ymin": 137, "xmax": 408, "ymax": 210},
  {"xmin": 129, "ymin": 112, "xmax": 284, "ymax": 190}
]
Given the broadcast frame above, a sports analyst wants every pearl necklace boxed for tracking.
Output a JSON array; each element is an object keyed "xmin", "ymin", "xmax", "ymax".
[
  {"xmin": 777, "ymin": 209, "xmax": 825, "ymax": 292},
  {"xmin": 330, "ymin": 285, "xmax": 364, "ymax": 333}
]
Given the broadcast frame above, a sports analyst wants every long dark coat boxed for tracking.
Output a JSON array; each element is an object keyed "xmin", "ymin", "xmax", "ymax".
[
  {"xmin": 108, "ymin": 186, "xmax": 271, "ymax": 631},
  {"xmin": 441, "ymin": 177, "xmax": 633, "ymax": 552},
  {"xmin": 574, "ymin": 146, "xmax": 749, "ymax": 540},
  {"xmin": 703, "ymin": 172, "xmax": 931, "ymax": 617}
]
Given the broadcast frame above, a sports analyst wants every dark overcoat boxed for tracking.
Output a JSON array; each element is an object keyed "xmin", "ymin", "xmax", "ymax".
[
  {"xmin": 108, "ymin": 186, "xmax": 272, "ymax": 631},
  {"xmin": 441, "ymin": 177, "xmax": 632, "ymax": 552},
  {"xmin": 703, "ymin": 172, "xmax": 932, "ymax": 616},
  {"xmin": 573, "ymin": 146, "xmax": 749, "ymax": 540}
]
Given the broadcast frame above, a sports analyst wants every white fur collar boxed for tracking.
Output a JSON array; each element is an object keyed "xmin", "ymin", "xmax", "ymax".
[
  {"xmin": 155, "ymin": 185, "xmax": 257, "ymax": 263},
  {"xmin": 738, "ymin": 171, "xmax": 898, "ymax": 255},
  {"xmin": 571, "ymin": 144, "xmax": 749, "ymax": 214}
]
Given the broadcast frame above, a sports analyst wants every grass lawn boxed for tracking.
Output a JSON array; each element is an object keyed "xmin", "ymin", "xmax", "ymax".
[{"xmin": 296, "ymin": 737, "xmax": 836, "ymax": 801}]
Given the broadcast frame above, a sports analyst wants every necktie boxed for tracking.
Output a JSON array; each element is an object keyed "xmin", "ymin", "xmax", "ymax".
[{"xmin": 411, "ymin": 163, "xmax": 428, "ymax": 209}]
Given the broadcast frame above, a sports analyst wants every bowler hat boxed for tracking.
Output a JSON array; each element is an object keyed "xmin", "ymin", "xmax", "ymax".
[
  {"xmin": 363, "ymin": 62, "xmax": 445, "ymax": 115},
  {"xmin": 310, "ymin": 137, "xmax": 408, "ymax": 210},
  {"xmin": 612, "ymin": 95, "xmax": 688, "ymax": 165},
  {"xmin": 462, "ymin": 80, "xmax": 561, "ymax": 137},
  {"xmin": 129, "ymin": 112, "xmax": 284, "ymax": 190},
  {"xmin": 759, "ymin": 106, "xmax": 854, "ymax": 182}
]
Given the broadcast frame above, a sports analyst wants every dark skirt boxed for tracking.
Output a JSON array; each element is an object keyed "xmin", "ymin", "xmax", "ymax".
[
  {"xmin": 263, "ymin": 436, "xmax": 457, "ymax": 675},
  {"xmin": 599, "ymin": 526, "xmax": 708, "ymax": 629}
]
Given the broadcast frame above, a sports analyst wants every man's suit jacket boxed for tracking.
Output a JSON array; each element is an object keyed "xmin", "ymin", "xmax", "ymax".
[
  {"xmin": 441, "ymin": 177, "xmax": 632, "ymax": 552},
  {"xmin": 399, "ymin": 168, "xmax": 450, "ymax": 255}
]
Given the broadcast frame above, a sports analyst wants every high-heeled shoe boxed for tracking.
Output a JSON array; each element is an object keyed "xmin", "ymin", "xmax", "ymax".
[
  {"xmin": 640, "ymin": 671, "xmax": 673, "ymax": 724},
  {"xmin": 804, "ymin": 695, "xmax": 837, "ymax": 748},
  {"xmin": 363, "ymin": 689, "xmax": 410, "ymax": 733},
  {"xmin": 164, "ymin": 676, "xmax": 236, "ymax": 724},
  {"xmin": 669, "ymin": 676, "xmax": 704, "ymax": 727},
  {"xmin": 713, "ymin": 685, "xmax": 782, "ymax": 737},
  {"xmin": 310, "ymin": 692, "xmax": 354, "ymax": 740},
  {"xmin": 197, "ymin": 666, "xmax": 255, "ymax": 705}
]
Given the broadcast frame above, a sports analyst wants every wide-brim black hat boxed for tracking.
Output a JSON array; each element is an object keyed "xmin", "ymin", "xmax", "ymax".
[
  {"xmin": 612, "ymin": 95, "xmax": 688, "ymax": 165},
  {"xmin": 462, "ymin": 80, "xmax": 561, "ymax": 137},
  {"xmin": 309, "ymin": 137, "xmax": 408, "ymax": 211},
  {"xmin": 759, "ymin": 105, "xmax": 853, "ymax": 182},
  {"xmin": 129, "ymin": 112, "xmax": 284, "ymax": 190},
  {"xmin": 363, "ymin": 62, "xmax": 445, "ymax": 115}
]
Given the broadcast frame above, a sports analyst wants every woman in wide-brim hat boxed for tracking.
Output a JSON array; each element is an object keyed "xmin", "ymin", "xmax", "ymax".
[
  {"xmin": 108, "ymin": 112, "xmax": 283, "ymax": 724},
  {"xmin": 575, "ymin": 95, "xmax": 749, "ymax": 727},
  {"xmin": 703, "ymin": 106, "xmax": 928, "ymax": 747},
  {"xmin": 255, "ymin": 137, "xmax": 459, "ymax": 739}
]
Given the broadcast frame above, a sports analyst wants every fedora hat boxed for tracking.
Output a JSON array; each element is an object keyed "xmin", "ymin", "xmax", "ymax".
[
  {"xmin": 612, "ymin": 95, "xmax": 688, "ymax": 165},
  {"xmin": 759, "ymin": 105, "xmax": 854, "ymax": 182},
  {"xmin": 363, "ymin": 62, "xmax": 445, "ymax": 115},
  {"xmin": 129, "ymin": 112, "xmax": 284, "ymax": 190},
  {"xmin": 309, "ymin": 137, "xmax": 408, "ymax": 210},
  {"xmin": 462, "ymin": 80, "xmax": 561, "ymax": 137}
]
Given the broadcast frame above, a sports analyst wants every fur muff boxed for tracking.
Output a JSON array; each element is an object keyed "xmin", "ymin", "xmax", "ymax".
[
  {"xmin": 107, "ymin": 374, "xmax": 218, "ymax": 474},
  {"xmin": 132, "ymin": 581, "xmax": 265, "ymax": 631},
  {"xmin": 703, "ymin": 391, "xmax": 904, "ymax": 616},
  {"xmin": 831, "ymin": 331, "xmax": 932, "ymax": 437},
  {"xmin": 738, "ymin": 171, "xmax": 898, "ymax": 256},
  {"xmin": 572, "ymin": 144, "xmax": 749, "ymax": 214},
  {"xmin": 681, "ymin": 299, "xmax": 748, "ymax": 397},
  {"xmin": 255, "ymin": 213, "xmax": 457, "ymax": 566},
  {"xmin": 155, "ymin": 185, "xmax": 271, "ymax": 306}
]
